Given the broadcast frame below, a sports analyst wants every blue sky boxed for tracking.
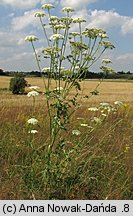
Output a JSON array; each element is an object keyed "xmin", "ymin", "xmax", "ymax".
[{"xmin": 0, "ymin": 0, "xmax": 133, "ymax": 72}]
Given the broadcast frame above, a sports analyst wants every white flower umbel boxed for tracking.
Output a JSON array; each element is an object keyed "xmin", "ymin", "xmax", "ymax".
[
  {"xmin": 100, "ymin": 102, "xmax": 110, "ymax": 107},
  {"xmin": 50, "ymin": 34, "xmax": 64, "ymax": 41},
  {"xmin": 114, "ymin": 101, "xmax": 123, "ymax": 106},
  {"xmin": 72, "ymin": 129, "xmax": 81, "ymax": 136},
  {"xmin": 73, "ymin": 18, "xmax": 86, "ymax": 23},
  {"xmin": 29, "ymin": 86, "xmax": 40, "ymax": 90},
  {"xmin": 62, "ymin": 7, "xmax": 74, "ymax": 13},
  {"xmin": 88, "ymin": 107, "xmax": 99, "ymax": 112},
  {"xmin": 54, "ymin": 86, "xmax": 63, "ymax": 91},
  {"xmin": 27, "ymin": 91, "xmax": 39, "ymax": 97},
  {"xmin": 75, "ymin": 66, "xmax": 80, "ymax": 70},
  {"xmin": 92, "ymin": 117, "xmax": 102, "ymax": 124},
  {"xmin": 77, "ymin": 117, "xmax": 84, "ymax": 120},
  {"xmin": 69, "ymin": 32, "xmax": 80, "ymax": 37},
  {"xmin": 102, "ymin": 59, "xmax": 112, "ymax": 64},
  {"xmin": 81, "ymin": 124, "xmax": 88, "ymax": 127},
  {"xmin": 101, "ymin": 113, "xmax": 107, "ymax": 117},
  {"xmin": 29, "ymin": 130, "xmax": 38, "ymax": 134},
  {"xmin": 54, "ymin": 24, "xmax": 66, "ymax": 30},
  {"xmin": 98, "ymin": 33, "xmax": 108, "ymax": 38},
  {"xmin": 42, "ymin": 4, "xmax": 54, "ymax": 10},
  {"xmin": 49, "ymin": 16, "xmax": 58, "ymax": 21},
  {"xmin": 27, "ymin": 118, "xmax": 38, "ymax": 125},
  {"xmin": 34, "ymin": 12, "xmax": 46, "ymax": 17},
  {"xmin": 42, "ymin": 67, "xmax": 51, "ymax": 72},
  {"xmin": 25, "ymin": 35, "xmax": 39, "ymax": 42}
]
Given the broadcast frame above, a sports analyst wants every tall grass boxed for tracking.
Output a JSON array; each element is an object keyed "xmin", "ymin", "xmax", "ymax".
[{"xmin": 0, "ymin": 97, "xmax": 133, "ymax": 199}]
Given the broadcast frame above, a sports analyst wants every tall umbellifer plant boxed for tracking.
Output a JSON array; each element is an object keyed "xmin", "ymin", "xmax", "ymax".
[{"xmin": 25, "ymin": 4, "xmax": 115, "ymax": 192}]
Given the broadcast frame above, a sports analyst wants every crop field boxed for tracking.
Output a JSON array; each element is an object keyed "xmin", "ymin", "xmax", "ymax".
[
  {"xmin": 1, "ymin": 76, "xmax": 133, "ymax": 105},
  {"xmin": 0, "ymin": 76, "xmax": 133, "ymax": 199}
]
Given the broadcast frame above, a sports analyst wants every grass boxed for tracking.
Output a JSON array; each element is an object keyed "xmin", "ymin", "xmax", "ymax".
[
  {"xmin": 0, "ymin": 76, "xmax": 133, "ymax": 199},
  {"xmin": 1, "ymin": 76, "xmax": 133, "ymax": 106}
]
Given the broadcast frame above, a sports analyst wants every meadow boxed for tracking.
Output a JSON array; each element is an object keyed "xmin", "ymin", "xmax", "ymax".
[{"xmin": 0, "ymin": 76, "xmax": 133, "ymax": 200}]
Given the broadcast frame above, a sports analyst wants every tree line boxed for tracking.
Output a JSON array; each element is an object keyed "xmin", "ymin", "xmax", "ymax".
[{"xmin": 0, "ymin": 68, "xmax": 133, "ymax": 80}]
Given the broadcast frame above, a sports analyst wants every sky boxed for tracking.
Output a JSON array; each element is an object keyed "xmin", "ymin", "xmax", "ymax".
[{"xmin": 0, "ymin": 0, "xmax": 133, "ymax": 72}]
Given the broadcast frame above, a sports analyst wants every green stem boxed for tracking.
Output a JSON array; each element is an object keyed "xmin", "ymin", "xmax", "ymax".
[
  {"xmin": 65, "ymin": 48, "xmax": 106, "ymax": 97},
  {"xmin": 32, "ymin": 96, "xmax": 35, "ymax": 116},
  {"xmin": 89, "ymin": 37, "xmax": 97, "ymax": 56},
  {"xmin": 79, "ymin": 23, "xmax": 83, "ymax": 65},
  {"xmin": 91, "ymin": 38, "xmax": 102, "ymax": 58},
  {"xmin": 58, "ymin": 26, "xmax": 69, "ymax": 92}
]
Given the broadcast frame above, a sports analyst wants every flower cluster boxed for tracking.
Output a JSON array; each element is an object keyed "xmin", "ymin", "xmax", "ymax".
[
  {"xmin": 42, "ymin": 67, "xmax": 51, "ymax": 72},
  {"xmin": 25, "ymin": 35, "xmax": 39, "ymax": 42},
  {"xmin": 54, "ymin": 24, "xmax": 66, "ymax": 30},
  {"xmin": 54, "ymin": 86, "xmax": 63, "ymax": 92},
  {"xmin": 59, "ymin": 17, "xmax": 73, "ymax": 24},
  {"xmin": 73, "ymin": 18, "xmax": 86, "ymax": 23},
  {"xmin": 82, "ymin": 28, "xmax": 108, "ymax": 39},
  {"xmin": 88, "ymin": 107, "xmax": 99, "ymax": 112},
  {"xmin": 76, "ymin": 101, "xmax": 125, "ymax": 135},
  {"xmin": 29, "ymin": 130, "xmax": 38, "ymax": 134},
  {"xmin": 72, "ymin": 129, "xmax": 81, "ymax": 136},
  {"xmin": 81, "ymin": 123, "xmax": 89, "ymax": 127},
  {"xmin": 102, "ymin": 59, "xmax": 112, "ymax": 64},
  {"xmin": 50, "ymin": 34, "xmax": 64, "ymax": 41},
  {"xmin": 98, "ymin": 33, "xmax": 108, "ymax": 38},
  {"xmin": 27, "ymin": 117, "xmax": 39, "ymax": 134},
  {"xmin": 62, "ymin": 7, "xmax": 75, "ymax": 13},
  {"xmin": 27, "ymin": 85, "xmax": 40, "ymax": 134},
  {"xmin": 114, "ymin": 101, "xmax": 123, "ymax": 106},
  {"xmin": 42, "ymin": 4, "xmax": 54, "ymax": 10},
  {"xmin": 100, "ymin": 41, "xmax": 115, "ymax": 49},
  {"xmin": 100, "ymin": 65, "xmax": 115, "ymax": 74},
  {"xmin": 34, "ymin": 12, "xmax": 45, "ymax": 17},
  {"xmin": 69, "ymin": 32, "xmax": 80, "ymax": 37},
  {"xmin": 92, "ymin": 117, "xmax": 102, "ymax": 124},
  {"xmin": 42, "ymin": 46, "xmax": 61, "ymax": 55},
  {"xmin": 27, "ymin": 91, "xmax": 39, "ymax": 97},
  {"xmin": 49, "ymin": 16, "xmax": 58, "ymax": 22},
  {"xmin": 28, "ymin": 118, "xmax": 38, "ymax": 125}
]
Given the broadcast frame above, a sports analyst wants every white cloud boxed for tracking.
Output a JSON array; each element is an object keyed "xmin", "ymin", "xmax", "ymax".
[
  {"xmin": 86, "ymin": 9, "xmax": 124, "ymax": 29},
  {"xmin": 11, "ymin": 9, "xmax": 43, "ymax": 31},
  {"xmin": 111, "ymin": 53, "xmax": 133, "ymax": 71},
  {"xmin": 41, "ymin": 0, "xmax": 57, "ymax": 4},
  {"xmin": 0, "ymin": 30, "xmax": 36, "ymax": 71},
  {"xmin": 0, "ymin": 31, "xmax": 25, "ymax": 47},
  {"xmin": 0, "ymin": 0, "xmax": 40, "ymax": 9},
  {"xmin": 116, "ymin": 53, "xmax": 133, "ymax": 61},
  {"xmin": 121, "ymin": 18, "xmax": 133, "ymax": 34},
  {"xmin": 0, "ymin": 0, "xmax": 58, "ymax": 9},
  {"xmin": 61, "ymin": 0, "xmax": 97, "ymax": 9},
  {"xmin": 0, "ymin": 52, "xmax": 36, "ymax": 71},
  {"xmin": 82, "ymin": 9, "xmax": 133, "ymax": 35}
]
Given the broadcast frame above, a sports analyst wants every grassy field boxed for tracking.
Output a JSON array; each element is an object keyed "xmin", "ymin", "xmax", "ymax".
[
  {"xmin": 1, "ymin": 76, "xmax": 133, "ymax": 106},
  {"xmin": 0, "ymin": 76, "xmax": 133, "ymax": 199}
]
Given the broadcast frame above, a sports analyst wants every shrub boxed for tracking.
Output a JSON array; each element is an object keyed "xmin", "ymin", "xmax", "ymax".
[
  {"xmin": 128, "ymin": 74, "xmax": 133, "ymax": 80},
  {"xmin": 9, "ymin": 74, "xmax": 27, "ymax": 94}
]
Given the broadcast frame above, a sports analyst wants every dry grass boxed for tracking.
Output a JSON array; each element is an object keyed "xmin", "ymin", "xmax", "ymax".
[
  {"xmin": 0, "ymin": 76, "xmax": 133, "ymax": 199},
  {"xmin": 0, "ymin": 76, "xmax": 133, "ymax": 108}
]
